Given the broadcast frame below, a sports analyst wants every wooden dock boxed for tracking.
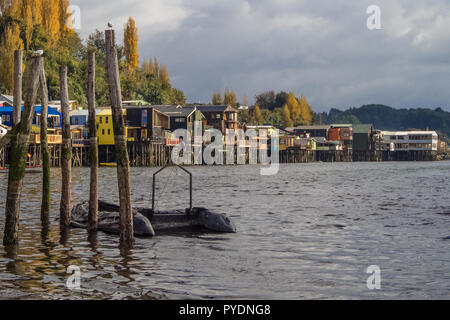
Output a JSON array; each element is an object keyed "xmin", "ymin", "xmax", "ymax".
[{"xmin": 0, "ymin": 143, "xmax": 438, "ymax": 168}]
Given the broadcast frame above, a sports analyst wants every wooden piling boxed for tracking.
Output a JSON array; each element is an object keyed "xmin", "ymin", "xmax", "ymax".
[
  {"xmin": 3, "ymin": 55, "xmax": 42, "ymax": 246},
  {"xmin": 105, "ymin": 29, "xmax": 134, "ymax": 245},
  {"xmin": 39, "ymin": 63, "xmax": 51, "ymax": 222},
  {"xmin": 59, "ymin": 66, "xmax": 72, "ymax": 231},
  {"xmin": 13, "ymin": 50, "xmax": 23, "ymax": 127},
  {"xmin": 88, "ymin": 51, "xmax": 98, "ymax": 232}
]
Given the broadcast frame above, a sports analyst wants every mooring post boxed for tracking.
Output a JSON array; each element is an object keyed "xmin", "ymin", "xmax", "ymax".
[
  {"xmin": 13, "ymin": 50, "xmax": 23, "ymax": 127},
  {"xmin": 3, "ymin": 55, "xmax": 42, "ymax": 246},
  {"xmin": 88, "ymin": 51, "xmax": 98, "ymax": 232},
  {"xmin": 39, "ymin": 61, "xmax": 51, "ymax": 222},
  {"xmin": 105, "ymin": 29, "xmax": 134, "ymax": 245},
  {"xmin": 59, "ymin": 65, "xmax": 72, "ymax": 231}
]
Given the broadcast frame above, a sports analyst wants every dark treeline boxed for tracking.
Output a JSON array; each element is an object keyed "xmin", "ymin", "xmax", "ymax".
[{"xmin": 316, "ymin": 104, "xmax": 450, "ymax": 142}]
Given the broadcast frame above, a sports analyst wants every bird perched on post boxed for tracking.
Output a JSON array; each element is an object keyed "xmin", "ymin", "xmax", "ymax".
[{"xmin": 108, "ymin": 22, "xmax": 113, "ymax": 29}]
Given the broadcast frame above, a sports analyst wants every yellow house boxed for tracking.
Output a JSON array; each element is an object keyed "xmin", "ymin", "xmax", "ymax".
[{"xmin": 96, "ymin": 109, "xmax": 135, "ymax": 145}]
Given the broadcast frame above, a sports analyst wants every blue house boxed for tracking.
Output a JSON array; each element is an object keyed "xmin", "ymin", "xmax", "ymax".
[
  {"xmin": 70, "ymin": 109, "xmax": 89, "ymax": 126},
  {"xmin": 0, "ymin": 106, "xmax": 61, "ymax": 128}
]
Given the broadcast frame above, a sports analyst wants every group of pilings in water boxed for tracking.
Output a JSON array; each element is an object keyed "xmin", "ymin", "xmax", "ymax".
[
  {"xmin": 0, "ymin": 145, "xmax": 438, "ymax": 169},
  {"xmin": 1, "ymin": 29, "xmax": 136, "ymax": 248}
]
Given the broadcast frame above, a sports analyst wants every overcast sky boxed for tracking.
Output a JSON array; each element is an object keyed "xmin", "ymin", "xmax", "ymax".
[{"xmin": 71, "ymin": 0, "xmax": 450, "ymax": 112}]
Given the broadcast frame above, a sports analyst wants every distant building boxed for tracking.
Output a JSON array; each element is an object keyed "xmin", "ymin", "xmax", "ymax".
[
  {"xmin": 0, "ymin": 106, "xmax": 61, "ymax": 128},
  {"xmin": 96, "ymin": 109, "xmax": 130, "ymax": 145},
  {"xmin": 125, "ymin": 105, "xmax": 205, "ymax": 143},
  {"xmin": 286, "ymin": 125, "xmax": 330, "ymax": 139},
  {"xmin": 377, "ymin": 131, "xmax": 438, "ymax": 152},
  {"xmin": 48, "ymin": 100, "xmax": 78, "ymax": 112},
  {"xmin": 353, "ymin": 124, "xmax": 375, "ymax": 152},
  {"xmin": 197, "ymin": 105, "xmax": 239, "ymax": 134},
  {"xmin": 70, "ymin": 109, "xmax": 89, "ymax": 126},
  {"xmin": 328, "ymin": 124, "xmax": 353, "ymax": 150}
]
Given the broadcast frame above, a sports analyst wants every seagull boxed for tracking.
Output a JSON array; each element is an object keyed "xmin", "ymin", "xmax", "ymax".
[{"xmin": 108, "ymin": 22, "xmax": 113, "ymax": 29}]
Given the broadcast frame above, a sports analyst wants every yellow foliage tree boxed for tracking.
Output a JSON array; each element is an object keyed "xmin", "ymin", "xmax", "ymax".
[
  {"xmin": 253, "ymin": 105, "xmax": 263, "ymax": 125},
  {"xmin": 42, "ymin": 0, "xmax": 61, "ymax": 42},
  {"xmin": 0, "ymin": 24, "xmax": 24, "ymax": 93},
  {"xmin": 223, "ymin": 88, "xmax": 237, "ymax": 107},
  {"xmin": 282, "ymin": 104, "xmax": 294, "ymax": 128},
  {"xmin": 286, "ymin": 92, "xmax": 300, "ymax": 124},
  {"xmin": 212, "ymin": 90, "xmax": 223, "ymax": 105},
  {"xmin": 159, "ymin": 65, "xmax": 170, "ymax": 86},
  {"xmin": 124, "ymin": 17, "xmax": 139, "ymax": 71},
  {"xmin": 299, "ymin": 94, "xmax": 313, "ymax": 125}
]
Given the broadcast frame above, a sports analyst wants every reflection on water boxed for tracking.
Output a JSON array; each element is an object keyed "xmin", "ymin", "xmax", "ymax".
[{"xmin": 1, "ymin": 162, "xmax": 450, "ymax": 299}]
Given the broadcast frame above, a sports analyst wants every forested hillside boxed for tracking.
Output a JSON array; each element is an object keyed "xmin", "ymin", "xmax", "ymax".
[{"xmin": 318, "ymin": 104, "xmax": 450, "ymax": 141}]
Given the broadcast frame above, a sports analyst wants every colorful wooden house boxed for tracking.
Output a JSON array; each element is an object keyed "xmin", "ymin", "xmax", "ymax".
[
  {"xmin": 96, "ymin": 109, "xmax": 133, "ymax": 145},
  {"xmin": 196, "ymin": 105, "xmax": 238, "ymax": 134},
  {"xmin": 0, "ymin": 106, "xmax": 61, "ymax": 128}
]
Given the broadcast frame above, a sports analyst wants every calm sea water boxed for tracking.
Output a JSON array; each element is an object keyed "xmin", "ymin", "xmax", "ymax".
[{"xmin": 0, "ymin": 162, "xmax": 449, "ymax": 300}]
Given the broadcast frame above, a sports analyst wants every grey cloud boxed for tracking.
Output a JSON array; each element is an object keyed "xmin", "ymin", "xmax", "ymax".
[{"xmin": 72, "ymin": 0, "xmax": 450, "ymax": 111}]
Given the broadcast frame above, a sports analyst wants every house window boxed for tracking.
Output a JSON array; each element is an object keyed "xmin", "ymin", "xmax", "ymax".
[
  {"xmin": 75, "ymin": 117, "xmax": 79, "ymax": 125},
  {"xmin": 99, "ymin": 117, "xmax": 102, "ymax": 124},
  {"xmin": 175, "ymin": 118, "xmax": 186, "ymax": 123},
  {"xmin": 216, "ymin": 114, "xmax": 221, "ymax": 119},
  {"xmin": 6, "ymin": 115, "xmax": 10, "ymax": 122},
  {"xmin": 108, "ymin": 129, "xmax": 111, "ymax": 135},
  {"xmin": 102, "ymin": 129, "xmax": 105, "ymax": 135},
  {"xmin": 106, "ymin": 116, "xmax": 109, "ymax": 124}
]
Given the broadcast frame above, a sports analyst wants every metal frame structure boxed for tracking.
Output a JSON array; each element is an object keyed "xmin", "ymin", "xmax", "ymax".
[{"xmin": 152, "ymin": 165, "xmax": 193, "ymax": 212}]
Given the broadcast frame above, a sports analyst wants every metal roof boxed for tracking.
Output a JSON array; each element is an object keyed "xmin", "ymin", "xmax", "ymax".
[
  {"xmin": 286, "ymin": 125, "xmax": 331, "ymax": 131},
  {"xmin": 153, "ymin": 105, "xmax": 196, "ymax": 118},
  {"xmin": 197, "ymin": 105, "xmax": 237, "ymax": 113},
  {"xmin": 0, "ymin": 106, "xmax": 60, "ymax": 115}
]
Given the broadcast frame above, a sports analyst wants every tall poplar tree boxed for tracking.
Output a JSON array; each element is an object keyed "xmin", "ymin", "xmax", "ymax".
[
  {"xmin": 124, "ymin": 17, "xmax": 139, "ymax": 71},
  {"xmin": 299, "ymin": 94, "xmax": 313, "ymax": 125}
]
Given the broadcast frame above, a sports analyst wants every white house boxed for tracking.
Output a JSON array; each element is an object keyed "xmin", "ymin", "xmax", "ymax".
[{"xmin": 377, "ymin": 131, "xmax": 438, "ymax": 152}]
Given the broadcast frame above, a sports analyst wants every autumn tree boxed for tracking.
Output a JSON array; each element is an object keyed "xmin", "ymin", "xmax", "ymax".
[
  {"xmin": 124, "ymin": 17, "xmax": 139, "ymax": 71},
  {"xmin": 223, "ymin": 88, "xmax": 237, "ymax": 107},
  {"xmin": 212, "ymin": 90, "xmax": 223, "ymax": 105},
  {"xmin": 253, "ymin": 105, "xmax": 263, "ymax": 125},
  {"xmin": 286, "ymin": 92, "xmax": 300, "ymax": 124},
  {"xmin": 299, "ymin": 94, "xmax": 313, "ymax": 125},
  {"xmin": 282, "ymin": 104, "xmax": 293, "ymax": 128},
  {"xmin": 159, "ymin": 65, "xmax": 170, "ymax": 87},
  {"xmin": 0, "ymin": 24, "xmax": 24, "ymax": 93}
]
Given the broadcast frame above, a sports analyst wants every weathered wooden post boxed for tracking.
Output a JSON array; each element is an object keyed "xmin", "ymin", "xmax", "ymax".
[
  {"xmin": 3, "ymin": 55, "xmax": 42, "ymax": 246},
  {"xmin": 105, "ymin": 29, "xmax": 134, "ymax": 245},
  {"xmin": 39, "ymin": 64, "xmax": 51, "ymax": 222},
  {"xmin": 59, "ymin": 66, "xmax": 72, "ymax": 231},
  {"xmin": 88, "ymin": 51, "xmax": 98, "ymax": 232},
  {"xmin": 13, "ymin": 50, "xmax": 23, "ymax": 127}
]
